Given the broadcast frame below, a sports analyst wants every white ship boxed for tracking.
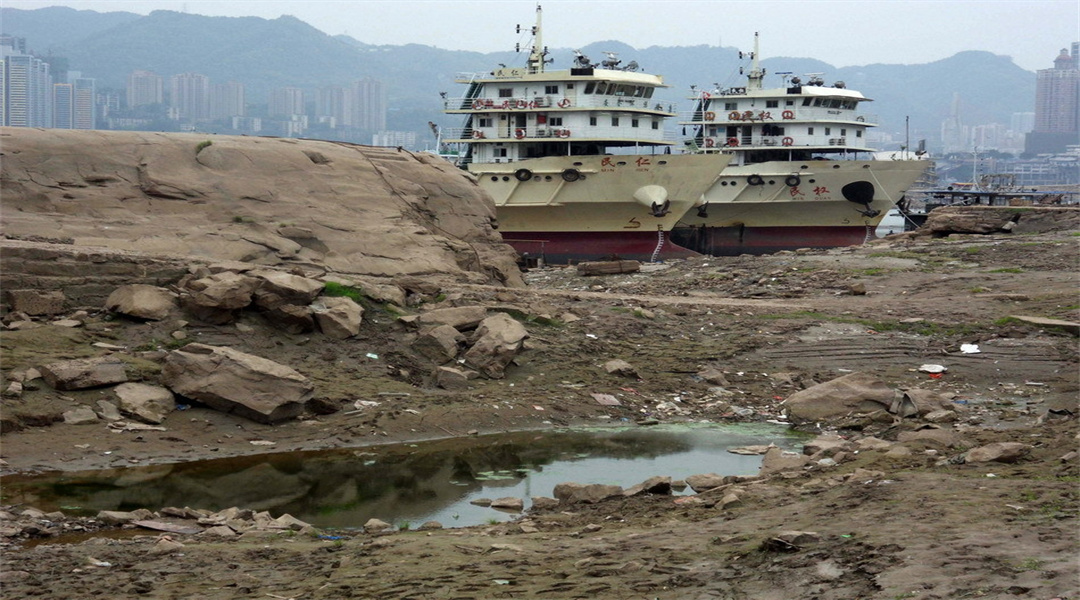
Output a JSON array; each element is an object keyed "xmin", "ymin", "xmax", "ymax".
[
  {"xmin": 442, "ymin": 5, "xmax": 731, "ymax": 263},
  {"xmin": 673, "ymin": 33, "xmax": 930, "ymax": 254}
]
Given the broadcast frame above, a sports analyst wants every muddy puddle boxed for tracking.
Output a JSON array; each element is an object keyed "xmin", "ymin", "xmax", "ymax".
[{"xmin": 1, "ymin": 423, "xmax": 802, "ymax": 529}]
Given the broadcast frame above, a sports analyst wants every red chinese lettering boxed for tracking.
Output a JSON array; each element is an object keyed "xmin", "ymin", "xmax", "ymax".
[
  {"xmin": 601, "ymin": 157, "xmax": 615, "ymax": 167},
  {"xmin": 758, "ymin": 111, "xmax": 773, "ymax": 120},
  {"xmin": 789, "ymin": 186, "xmax": 805, "ymax": 197},
  {"xmin": 635, "ymin": 157, "xmax": 651, "ymax": 167},
  {"xmin": 813, "ymin": 186, "xmax": 830, "ymax": 196}
]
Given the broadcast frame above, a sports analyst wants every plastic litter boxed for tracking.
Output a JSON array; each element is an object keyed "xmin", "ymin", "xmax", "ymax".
[
  {"xmin": 919, "ymin": 364, "xmax": 947, "ymax": 374},
  {"xmin": 960, "ymin": 344, "xmax": 981, "ymax": 354}
]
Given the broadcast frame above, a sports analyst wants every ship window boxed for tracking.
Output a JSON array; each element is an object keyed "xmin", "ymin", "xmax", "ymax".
[
  {"xmin": 644, "ymin": 88, "xmax": 655, "ymax": 98},
  {"xmin": 840, "ymin": 128, "xmax": 846, "ymax": 136},
  {"xmin": 808, "ymin": 127, "xmax": 814, "ymax": 135},
  {"xmin": 856, "ymin": 130, "xmax": 862, "ymax": 137},
  {"xmin": 802, "ymin": 98, "xmax": 812, "ymax": 106},
  {"xmin": 549, "ymin": 117, "xmax": 563, "ymax": 126},
  {"xmin": 786, "ymin": 100, "xmax": 795, "ymax": 106},
  {"xmin": 631, "ymin": 119, "xmax": 639, "ymax": 127},
  {"xmin": 652, "ymin": 120, "xmax": 659, "ymax": 130},
  {"xmin": 725, "ymin": 102, "xmax": 737, "ymax": 110},
  {"xmin": 634, "ymin": 86, "xmax": 645, "ymax": 97},
  {"xmin": 498, "ymin": 88, "xmax": 513, "ymax": 98},
  {"xmin": 567, "ymin": 84, "xmax": 574, "ymax": 89},
  {"xmin": 479, "ymin": 118, "xmax": 492, "ymax": 127},
  {"xmin": 495, "ymin": 148, "xmax": 507, "ymax": 157},
  {"xmin": 766, "ymin": 100, "xmax": 779, "ymax": 108},
  {"xmin": 590, "ymin": 116, "xmax": 598, "ymax": 126},
  {"xmin": 585, "ymin": 83, "xmax": 595, "ymax": 94},
  {"xmin": 611, "ymin": 117, "xmax": 620, "ymax": 126},
  {"xmin": 813, "ymin": 99, "xmax": 822, "ymax": 106},
  {"xmin": 545, "ymin": 85, "xmax": 559, "ymax": 94},
  {"xmin": 824, "ymin": 127, "xmax": 831, "ymax": 135}
]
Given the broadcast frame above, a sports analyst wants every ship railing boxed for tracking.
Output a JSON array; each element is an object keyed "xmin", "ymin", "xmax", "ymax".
[
  {"xmin": 443, "ymin": 126, "xmax": 677, "ymax": 143},
  {"xmin": 677, "ymin": 110, "xmax": 879, "ymax": 126},
  {"xmin": 446, "ymin": 95, "xmax": 677, "ymax": 114}
]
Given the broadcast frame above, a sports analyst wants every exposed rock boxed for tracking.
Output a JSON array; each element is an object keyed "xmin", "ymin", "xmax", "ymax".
[
  {"xmin": 97, "ymin": 509, "xmax": 153, "ymax": 525},
  {"xmin": 603, "ymin": 359, "xmax": 639, "ymax": 378},
  {"xmin": 312, "ymin": 296, "xmax": 363, "ymax": 339},
  {"xmin": 530, "ymin": 496, "xmax": 560, "ymax": 510},
  {"xmin": 161, "ymin": 343, "xmax": 313, "ymax": 424},
  {"xmin": 697, "ymin": 366, "xmax": 730, "ymax": 386},
  {"xmin": 105, "ymin": 284, "xmax": 177, "ymax": 321},
  {"xmin": 434, "ymin": 366, "xmax": 474, "ymax": 390},
  {"xmin": 897, "ymin": 428, "xmax": 967, "ymax": 450},
  {"xmin": 490, "ymin": 497, "xmax": 524, "ymax": 511},
  {"xmin": 250, "ymin": 270, "xmax": 323, "ymax": 308},
  {"xmin": 39, "ymin": 357, "xmax": 128, "ymax": 390},
  {"xmin": 364, "ymin": 518, "xmax": 393, "ymax": 532},
  {"xmin": 781, "ymin": 372, "xmax": 896, "ymax": 423},
  {"xmin": 623, "ymin": 476, "xmax": 673, "ymax": 496},
  {"xmin": 183, "ymin": 272, "xmax": 260, "ymax": 324},
  {"xmin": 3, "ymin": 289, "xmax": 66, "ymax": 316},
  {"xmin": 413, "ymin": 324, "xmax": 464, "ymax": 362},
  {"xmin": 417, "ymin": 521, "xmax": 443, "ymax": 530},
  {"xmin": 553, "ymin": 482, "xmax": 624, "ymax": 504},
  {"xmin": 3, "ymin": 381, "xmax": 23, "ymax": 398},
  {"xmin": 406, "ymin": 306, "xmax": 488, "ymax": 330},
  {"xmin": 803, "ymin": 435, "xmax": 850, "ymax": 456},
  {"xmin": 263, "ymin": 303, "xmax": 315, "ymax": 334},
  {"xmin": 462, "ymin": 313, "xmax": 528, "ymax": 379},
  {"xmin": 759, "ymin": 446, "xmax": 811, "ymax": 476},
  {"xmin": 63, "ymin": 406, "xmax": 99, "ymax": 425},
  {"xmin": 684, "ymin": 473, "xmax": 726, "ymax": 492},
  {"xmin": 113, "ymin": 382, "xmax": 175, "ymax": 425},
  {"xmin": 1007, "ymin": 315, "xmax": 1080, "ymax": 336},
  {"xmin": 964, "ymin": 442, "xmax": 1033, "ymax": 464}
]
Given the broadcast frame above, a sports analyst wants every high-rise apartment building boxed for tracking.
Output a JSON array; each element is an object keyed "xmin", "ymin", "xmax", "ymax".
[
  {"xmin": 127, "ymin": 70, "xmax": 164, "ymax": 108},
  {"xmin": 72, "ymin": 77, "xmax": 96, "ymax": 129},
  {"xmin": 53, "ymin": 82, "xmax": 73, "ymax": 128},
  {"xmin": 350, "ymin": 78, "xmax": 386, "ymax": 131},
  {"xmin": 210, "ymin": 81, "xmax": 245, "ymax": 119},
  {"xmin": 1, "ymin": 51, "xmax": 53, "ymax": 127},
  {"xmin": 170, "ymin": 72, "xmax": 211, "ymax": 121},
  {"xmin": 1026, "ymin": 46, "xmax": 1080, "ymax": 154},
  {"xmin": 268, "ymin": 87, "xmax": 305, "ymax": 117}
]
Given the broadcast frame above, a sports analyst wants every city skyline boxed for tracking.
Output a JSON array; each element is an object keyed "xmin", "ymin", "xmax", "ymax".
[{"xmin": 2, "ymin": 0, "xmax": 1077, "ymax": 73}]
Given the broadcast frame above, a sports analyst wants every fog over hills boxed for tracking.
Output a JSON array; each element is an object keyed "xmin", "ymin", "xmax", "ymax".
[{"xmin": 2, "ymin": 7, "xmax": 1034, "ymax": 150}]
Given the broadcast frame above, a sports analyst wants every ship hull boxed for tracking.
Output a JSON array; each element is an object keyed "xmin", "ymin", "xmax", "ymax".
[
  {"xmin": 471, "ymin": 153, "xmax": 730, "ymax": 263},
  {"xmin": 673, "ymin": 159, "xmax": 928, "ymax": 255}
]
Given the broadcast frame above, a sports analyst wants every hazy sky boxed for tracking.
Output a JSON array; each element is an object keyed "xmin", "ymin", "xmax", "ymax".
[{"xmin": 4, "ymin": 0, "xmax": 1078, "ymax": 71}]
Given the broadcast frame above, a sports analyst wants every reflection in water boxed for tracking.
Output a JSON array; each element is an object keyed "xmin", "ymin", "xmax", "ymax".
[{"xmin": 1, "ymin": 423, "xmax": 800, "ymax": 528}]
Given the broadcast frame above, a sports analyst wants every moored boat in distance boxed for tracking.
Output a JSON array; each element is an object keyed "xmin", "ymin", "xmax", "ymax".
[
  {"xmin": 442, "ymin": 5, "xmax": 731, "ymax": 264},
  {"xmin": 673, "ymin": 33, "xmax": 930, "ymax": 255}
]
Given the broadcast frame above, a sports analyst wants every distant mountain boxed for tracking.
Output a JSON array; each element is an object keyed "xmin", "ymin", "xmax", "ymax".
[{"xmin": 1, "ymin": 7, "xmax": 1035, "ymax": 150}]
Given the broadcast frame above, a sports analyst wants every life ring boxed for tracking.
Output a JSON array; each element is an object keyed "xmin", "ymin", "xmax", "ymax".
[
  {"xmin": 704, "ymin": 138, "xmax": 715, "ymax": 148},
  {"xmin": 782, "ymin": 136, "xmax": 794, "ymax": 146},
  {"xmin": 728, "ymin": 111, "xmax": 741, "ymax": 120},
  {"xmin": 747, "ymin": 174, "xmax": 765, "ymax": 186},
  {"xmin": 785, "ymin": 175, "xmax": 801, "ymax": 187},
  {"xmin": 782, "ymin": 110, "xmax": 794, "ymax": 120},
  {"xmin": 514, "ymin": 168, "xmax": 533, "ymax": 182},
  {"xmin": 515, "ymin": 100, "xmax": 527, "ymax": 109},
  {"xmin": 557, "ymin": 129, "xmax": 571, "ymax": 138},
  {"xmin": 472, "ymin": 99, "xmax": 484, "ymax": 109},
  {"xmin": 558, "ymin": 98, "xmax": 570, "ymax": 108},
  {"xmin": 515, "ymin": 128, "xmax": 526, "ymax": 139},
  {"xmin": 704, "ymin": 111, "xmax": 716, "ymax": 121},
  {"xmin": 701, "ymin": 92, "xmax": 711, "ymax": 99},
  {"xmin": 472, "ymin": 130, "xmax": 485, "ymax": 139},
  {"xmin": 727, "ymin": 137, "xmax": 739, "ymax": 147},
  {"xmin": 561, "ymin": 168, "xmax": 581, "ymax": 182}
]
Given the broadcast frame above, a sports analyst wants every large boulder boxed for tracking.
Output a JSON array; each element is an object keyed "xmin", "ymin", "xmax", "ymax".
[
  {"xmin": 250, "ymin": 270, "xmax": 324, "ymax": 310},
  {"xmin": 462, "ymin": 313, "xmax": 529, "ymax": 379},
  {"xmin": 105, "ymin": 284, "xmax": 177, "ymax": 321},
  {"xmin": 405, "ymin": 306, "xmax": 488, "ymax": 330},
  {"xmin": 553, "ymin": 482, "xmax": 624, "ymax": 504},
  {"xmin": 39, "ymin": 357, "xmax": 128, "ymax": 390},
  {"xmin": 183, "ymin": 272, "xmax": 261, "ymax": 324},
  {"xmin": 413, "ymin": 324, "xmax": 464, "ymax": 362},
  {"xmin": 113, "ymin": 382, "xmax": 176, "ymax": 424},
  {"xmin": 781, "ymin": 372, "xmax": 896, "ymax": 423},
  {"xmin": 160, "ymin": 344, "xmax": 313, "ymax": 424},
  {"xmin": 312, "ymin": 296, "xmax": 363, "ymax": 339}
]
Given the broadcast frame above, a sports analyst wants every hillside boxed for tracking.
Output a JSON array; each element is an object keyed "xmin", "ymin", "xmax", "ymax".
[{"xmin": 1, "ymin": 7, "xmax": 1036, "ymax": 146}]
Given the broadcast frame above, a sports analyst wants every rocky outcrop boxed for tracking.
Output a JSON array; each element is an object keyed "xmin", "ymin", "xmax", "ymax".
[
  {"xmin": 105, "ymin": 284, "xmax": 177, "ymax": 321},
  {"xmin": 0, "ymin": 128, "xmax": 522, "ymax": 287},
  {"xmin": 160, "ymin": 343, "xmax": 313, "ymax": 424},
  {"xmin": 462, "ymin": 313, "xmax": 529, "ymax": 379},
  {"xmin": 781, "ymin": 372, "xmax": 896, "ymax": 423},
  {"xmin": 39, "ymin": 357, "xmax": 128, "ymax": 391}
]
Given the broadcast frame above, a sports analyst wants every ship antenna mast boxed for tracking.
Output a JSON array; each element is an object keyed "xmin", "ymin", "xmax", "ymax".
[
  {"xmin": 525, "ymin": 4, "xmax": 546, "ymax": 74},
  {"xmin": 746, "ymin": 32, "xmax": 764, "ymax": 90}
]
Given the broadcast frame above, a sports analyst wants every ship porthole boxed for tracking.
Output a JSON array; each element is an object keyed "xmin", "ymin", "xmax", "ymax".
[
  {"xmin": 768, "ymin": 180, "xmax": 776, "ymax": 185},
  {"xmin": 491, "ymin": 176, "xmax": 499, "ymax": 182},
  {"xmin": 562, "ymin": 169, "xmax": 581, "ymax": 182},
  {"xmin": 747, "ymin": 174, "xmax": 764, "ymax": 186},
  {"xmin": 514, "ymin": 168, "xmax": 533, "ymax": 181},
  {"xmin": 785, "ymin": 175, "xmax": 801, "ymax": 187}
]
